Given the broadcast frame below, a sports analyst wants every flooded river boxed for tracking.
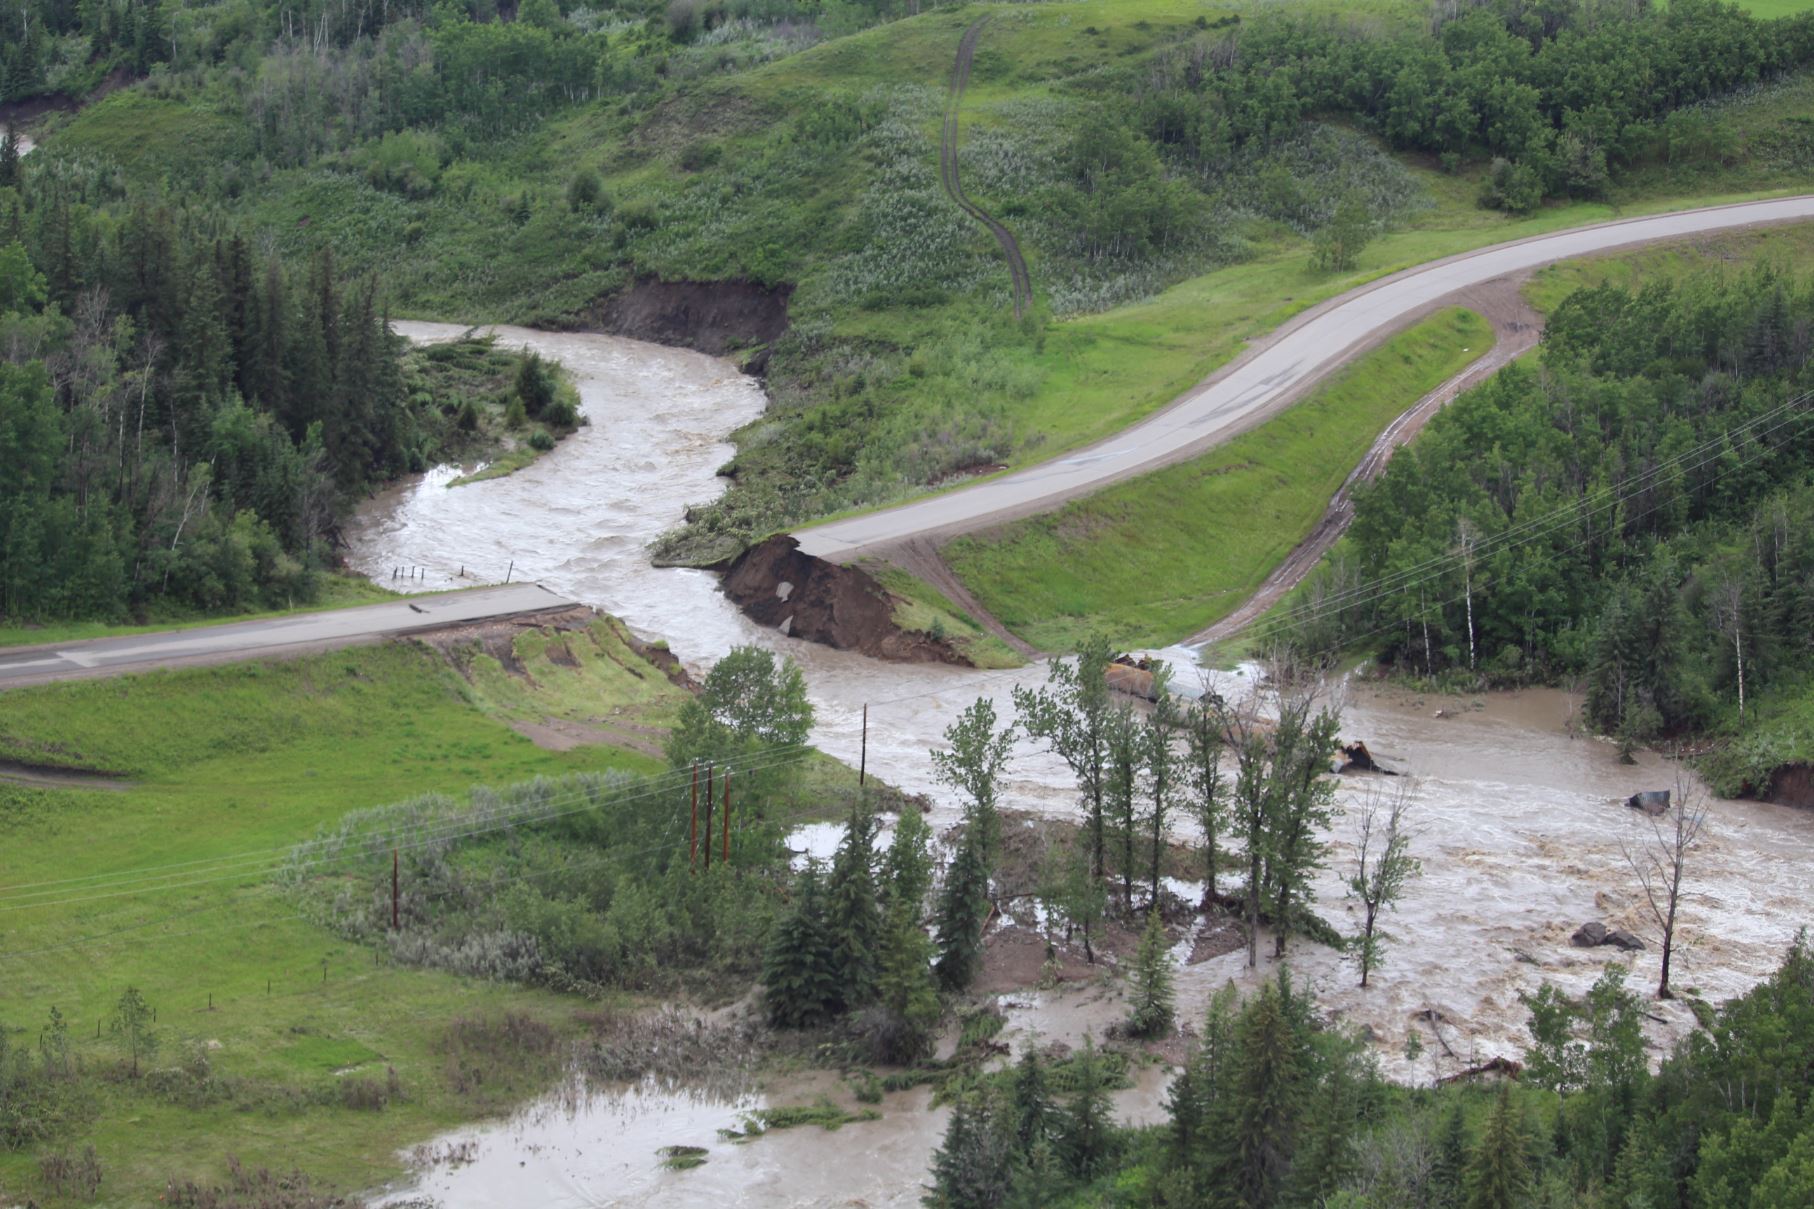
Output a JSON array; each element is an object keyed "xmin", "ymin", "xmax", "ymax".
[{"xmin": 349, "ymin": 325, "xmax": 1814, "ymax": 1204}]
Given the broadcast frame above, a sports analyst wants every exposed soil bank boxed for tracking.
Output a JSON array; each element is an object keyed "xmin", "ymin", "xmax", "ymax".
[
  {"xmin": 581, "ymin": 278, "xmax": 792, "ymax": 370},
  {"xmin": 1768, "ymin": 762, "xmax": 1814, "ymax": 809},
  {"xmin": 721, "ymin": 536, "xmax": 970, "ymax": 665},
  {"xmin": 0, "ymin": 759, "xmax": 132, "ymax": 792}
]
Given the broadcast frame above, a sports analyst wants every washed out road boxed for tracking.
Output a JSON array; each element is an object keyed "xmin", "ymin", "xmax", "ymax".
[
  {"xmin": 0, "ymin": 584, "xmax": 574, "ymax": 689},
  {"xmin": 795, "ymin": 195, "xmax": 1814, "ymax": 561}
]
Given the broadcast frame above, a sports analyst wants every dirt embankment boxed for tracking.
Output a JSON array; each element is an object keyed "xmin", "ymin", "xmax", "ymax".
[
  {"xmin": 1767, "ymin": 763, "xmax": 1814, "ymax": 810},
  {"xmin": 583, "ymin": 278, "xmax": 792, "ymax": 373},
  {"xmin": 721, "ymin": 535, "xmax": 975, "ymax": 665}
]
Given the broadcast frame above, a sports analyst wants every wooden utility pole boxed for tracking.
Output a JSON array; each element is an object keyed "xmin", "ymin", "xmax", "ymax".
[
  {"xmin": 860, "ymin": 704, "xmax": 868, "ymax": 787},
  {"xmin": 722, "ymin": 769, "xmax": 731, "ymax": 864},
  {"xmin": 689, "ymin": 763, "xmax": 699, "ymax": 870},
  {"xmin": 703, "ymin": 764, "xmax": 715, "ymax": 870}
]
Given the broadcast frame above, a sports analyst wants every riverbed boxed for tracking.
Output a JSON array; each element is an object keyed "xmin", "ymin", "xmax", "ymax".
[{"xmin": 349, "ymin": 325, "xmax": 1814, "ymax": 1204}]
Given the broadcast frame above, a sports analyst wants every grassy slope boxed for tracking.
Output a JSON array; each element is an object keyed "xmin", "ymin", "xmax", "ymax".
[
  {"xmin": 0, "ymin": 626, "xmax": 684, "ymax": 1201},
  {"xmin": 944, "ymin": 307, "xmax": 1491, "ymax": 650},
  {"xmin": 38, "ymin": 2, "xmax": 1814, "ymax": 576}
]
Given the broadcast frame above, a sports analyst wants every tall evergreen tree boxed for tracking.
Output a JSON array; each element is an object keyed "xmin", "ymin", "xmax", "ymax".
[
  {"xmin": 1218, "ymin": 976, "xmax": 1306, "ymax": 1207},
  {"xmin": 926, "ymin": 1090, "xmax": 1015, "ymax": 1209},
  {"xmin": 825, "ymin": 804, "xmax": 881, "ymax": 1012},
  {"xmin": 934, "ymin": 831, "xmax": 990, "ymax": 994},
  {"xmin": 1059, "ymin": 1036, "xmax": 1118, "ymax": 1182},
  {"xmin": 762, "ymin": 860, "xmax": 837, "ymax": 1028},
  {"xmin": 1126, "ymin": 910, "xmax": 1175, "ymax": 1039},
  {"xmin": 883, "ymin": 804, "xmax": 935, "ymax": 925},
  {"xmin": 870, "ymin": 896, "xmax": 939, "ymax": 1063},
  {"xmin": 1465, "ymin": 1085, "xmax": 1533, "ymax": 1209}
]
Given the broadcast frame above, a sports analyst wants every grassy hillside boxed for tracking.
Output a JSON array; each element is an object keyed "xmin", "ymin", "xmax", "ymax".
[
  {"xmin": 0, "ymin": 621, "xmax": 704, "ymax": 1200},
  {"xmin": 944, "ymin": 306, "xmax": 1491, "ymax": 649},
  {"xmin": 29, "ymin": 0, "xmax": 1814, "ymax": 579}
]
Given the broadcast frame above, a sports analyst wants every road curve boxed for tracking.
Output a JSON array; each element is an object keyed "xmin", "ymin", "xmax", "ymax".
[
  {"xmin": 795, "ymin": 195, "xmax": 1814, "ymax": 562},
  {"xmin": 0, "ymin": 584, "xmax": 574, "ymax": 689}
]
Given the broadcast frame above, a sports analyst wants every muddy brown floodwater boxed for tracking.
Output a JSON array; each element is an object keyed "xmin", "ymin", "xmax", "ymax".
[{"xmin": 350, "ymin": 327, "xmax": 1814, "ymax": 1206}]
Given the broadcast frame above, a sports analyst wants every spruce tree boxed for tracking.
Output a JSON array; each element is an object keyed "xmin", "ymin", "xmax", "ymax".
[
  {"xmin": 1009, "ymin": 1046, "xmax": 1057, "ymax": 1157},
  {"xmin": 884, "ymin": 804, "xmax": 935, "ymax": 925},
  {"xmin": 926, "ymin": 1090, "xmax": 1015, "ymax": 1209},
  {"xmin": 934, "ymin": 831, "xmax": 990, "ymax": 994},
  {"xmin": 1287, "ymin": 1056, "xmax": 1360, "ymax": 1205},
  {"xmin": 1465, "ymin": 1084, "xmax": 1533, "ymax": 1209},
  {"xmin": 0, "ymin": 126, "xmax": 18, "ymax": 190},
  {"xmin": 762, "ymin": 860, "xmax": 837, "ymax": 1028},
  {"xmin": 1432, "ymin": 1100, "xmax": 1470, "ymax": 1208},
  {"xmin": 1059, "ymin": 1036, "xmax": 1118, "ymax": 1181},
  {"xmin": 1126, "ymin": 910, "xmax": 1176, "ymax": 1038},
  {"xmin": 1218, "ymin": 977, "xmax": 1305, "ymax": 1208},
  {"xmin": 870, "ymin": 898, "xmax": 940, "ymax": 1064},
  {"xmin": 826, "ymin": 805, "xmax": 881, "ymax": 1012}
]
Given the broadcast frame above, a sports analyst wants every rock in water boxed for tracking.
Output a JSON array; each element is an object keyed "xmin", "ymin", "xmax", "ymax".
[
  {"xmin": 1627, "ymin": 790, "xmax": 1671, "ymax": 815},
  {"xmin": 1572, "ymin": 922, "xmax": 1609, "ymax": 948}
]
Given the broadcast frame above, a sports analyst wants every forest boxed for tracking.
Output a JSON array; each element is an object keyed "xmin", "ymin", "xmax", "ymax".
[
  {"xmin": 0, "ymin": 156, "xmax": 578, "ymax": 622},
  {"xmin": 1278, "ymin": 261, "xmax": 1814, "ymax": 792}
]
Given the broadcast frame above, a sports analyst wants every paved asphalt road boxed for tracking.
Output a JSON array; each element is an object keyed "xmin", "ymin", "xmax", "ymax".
[
  {"xmin": 0, "ymin": 584, "xmax": 573, "ymax": 689},
  {"xmin": 795, "ymin": 195, "xmax": 1814, "ymax": 561}
]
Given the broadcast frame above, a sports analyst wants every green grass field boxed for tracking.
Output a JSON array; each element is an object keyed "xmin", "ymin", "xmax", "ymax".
[
  {"xmin": 0, "ymin": 622, "xmax": 695, "ymax": 1201},
  {"xmin": 943, "ymin": 307, "xmax": 1491, "ymax": 650}
]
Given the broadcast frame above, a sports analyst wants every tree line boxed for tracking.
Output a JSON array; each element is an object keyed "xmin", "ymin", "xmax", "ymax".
[
  {"xmin": 1136, "ymin": 0, "xmax": 1814, "ymax": 211},
  {"xmin": 1285, "ymin": 259, "xmax": 1814, "ymax": 769},
  {"xmin": 0, "ymin": 149, "xmax": 574, "ymax": 622},
  {"xmin": 927, "ymin": 937, "xmax": 1814, "ymax": 1208}
]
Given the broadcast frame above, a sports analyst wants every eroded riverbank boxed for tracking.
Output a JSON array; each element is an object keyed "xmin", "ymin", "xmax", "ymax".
[{"xmin": 347, "ymin": 325, "xmax": 1814, "ymax": 1206}]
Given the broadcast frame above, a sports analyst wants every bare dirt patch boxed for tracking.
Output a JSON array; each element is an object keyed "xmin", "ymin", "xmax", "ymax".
[{"xmin": 720, "ymin": 535, "xmax": 975, "ymax": 665}]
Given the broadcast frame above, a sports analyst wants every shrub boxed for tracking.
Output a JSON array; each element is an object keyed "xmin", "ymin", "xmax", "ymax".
[
  {"xmin": 529, "ymin": 429, "xmax": 556, "ymax": 452},
  {"xmin": 567, "ymin": 168, "xmax": 605, "ymax": 212}
]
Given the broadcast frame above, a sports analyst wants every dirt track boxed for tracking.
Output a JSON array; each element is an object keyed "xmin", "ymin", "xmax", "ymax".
[
  {"xmin": 1186, "ymin": 276, "xmax": 1542, "ymax": 645},
  {"xmin": 942, "ymin": 18, "xmax": 1033, "ymax": 320}
]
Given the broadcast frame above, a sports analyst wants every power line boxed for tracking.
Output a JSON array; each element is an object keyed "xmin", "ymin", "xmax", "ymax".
[{"xmin": 1229, "ymin": 390, "xmax": 1814, "ymax": 647}]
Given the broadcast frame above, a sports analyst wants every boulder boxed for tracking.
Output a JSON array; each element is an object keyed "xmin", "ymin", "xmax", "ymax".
[
  {"xmin": 1571, "ymin": 922, "xmax": 1609, "ymax": 948},
  {"xmin": 1627, "ymin": 790, "xmax": 1671, "ymax": 816},
  {"xmin": 1604, "ymin": 929, "xmax": 1647, "ymax": 952}
]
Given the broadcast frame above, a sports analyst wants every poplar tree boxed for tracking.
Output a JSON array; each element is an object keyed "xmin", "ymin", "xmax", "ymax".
[
  {"xmin": 931, "ymin": 697, "xmax": 1015, "ymax": 875},
  {"xmin": 1142, "ymin": 672, "xmax": 1179, "ymax": 905},
  {"xmin": 1015, "ymin": 634, "xmax": 1114, "ymax": 878},
  {"xmin": 1185, "ymin": 692, "xmax": 1226, "ymax": 897},
  {"xmin": 1106, "ymin": 703, "xmax": 1141, "ymax": 910}
]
